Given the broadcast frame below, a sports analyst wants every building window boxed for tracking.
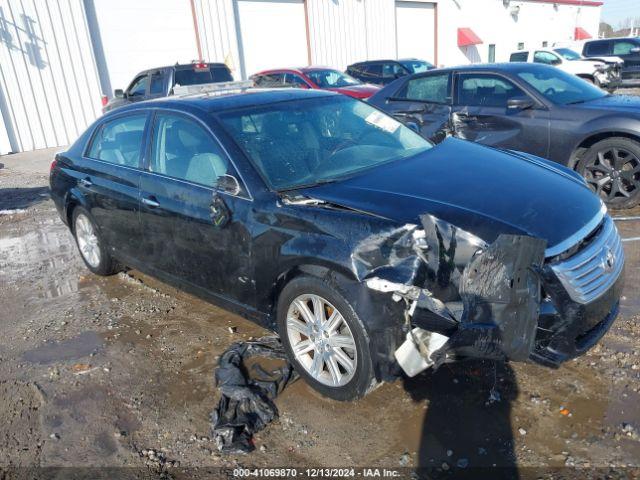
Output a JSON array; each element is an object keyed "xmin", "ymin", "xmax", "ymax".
[
  {"xmin": 517, "ymin": 42, "xmax": 525, "ymax": 50},
  {"xmin": 488, "ymin": 44, "xmax": 496, "ymax": 62},
  {"xmin": 542, "ymin": 41, "xmax": 548, "ymax": 47}
]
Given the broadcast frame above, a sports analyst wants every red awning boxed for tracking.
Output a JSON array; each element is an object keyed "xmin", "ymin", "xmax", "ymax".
[
  {"xmin": 458, "ymin": 28, "xmax": 483, "ymax": 47},
  {"xmin": 574, "ymin": 27, "xmax": 592, "ymax": 40}
]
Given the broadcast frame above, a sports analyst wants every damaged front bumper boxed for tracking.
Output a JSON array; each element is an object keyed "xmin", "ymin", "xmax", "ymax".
[{"xmin": 353, "ymin": 212, "xmax": 624, "ymax": 378}]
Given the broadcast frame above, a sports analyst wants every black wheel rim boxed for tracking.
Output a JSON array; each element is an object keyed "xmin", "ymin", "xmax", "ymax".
[{"xmin": 583, "ymin": 146, "xmax": 640, "ymax": 202}]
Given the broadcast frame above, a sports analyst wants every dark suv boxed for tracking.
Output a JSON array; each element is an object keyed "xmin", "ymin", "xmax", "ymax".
[
  {"xmin": 346, "ymin": 59, "xmax": 434, "ymax": 86},
  {"xmin": 50, "ymin": 89, "xmax": 624, "ymax": 401},
  {"xmin": 582, "ymin": 37, "xmax": 640, "ymax": 87},
  {"xmin": 103, "ymin": 62, "xmax": 233, "ymax": 113}
]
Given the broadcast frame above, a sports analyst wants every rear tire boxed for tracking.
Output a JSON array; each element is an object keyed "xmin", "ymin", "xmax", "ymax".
[
  {"xmin": 577, "ymin": 137, "xmax": 640, "ymax": 210},
  {"xmin": 72, "ymin": 207, "xmax": 120, "ymax": 276},
  {"xmin": 277, "ymin": 275, "xmax": 375, "ymax": 401}
]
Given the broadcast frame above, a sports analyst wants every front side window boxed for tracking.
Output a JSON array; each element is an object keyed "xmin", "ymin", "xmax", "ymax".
[
  {"xmin": 306, "ymin": 70, "xmax": 360, "ymax": 88},
  {"xmin": 87, "ymin": 114, "xmax": 147, "ymax": 167},
  {"xmin": 517, "ymin": 67, "xmax": 606, "ymax": 105},
  {"xmin": 150, "ymin": 113, "xmax": 230, "ymax": 188},
  {"xmin": 613, "ymin": 40, "xmax": 640, "ymax": 55},
  {"xmin": 554, "ymin": 48, "xmax": 581, "ymax": 61},
  {"xmin": 533, "ymin": 51, "xmax": 562, "ymax": 65},
  {"xmin": 127, "ymin": 75, "xmax": 148, "ymax": 97},
  {"xmin": 457, "ymin": 74, "xmax": 526, "ymax": 108},
  {"xmin": 396, "ymin": 73, "xmax": 451, "ymax": 103},
  {"xmin": 284, "ymin": 73, "xmax": 310, "ymax": 88},
  {"xmin": 399, "ymin": 60, "xmax": 434, "ymax": 74},
  {"xmin": 382, "ymin": 62, "xmax": 407, "ymax": 79},
  {"xmin": 217, "ymin": 96, "xmax": 432, "ymax": 191}
]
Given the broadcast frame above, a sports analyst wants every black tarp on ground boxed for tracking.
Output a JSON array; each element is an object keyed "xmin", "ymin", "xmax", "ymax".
[{"xmin": 211, "ymin": 336, "xmax": 298, "ymax": 453}]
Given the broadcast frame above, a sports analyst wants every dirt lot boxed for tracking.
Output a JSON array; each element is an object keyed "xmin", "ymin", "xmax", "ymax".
[{"xmin": 1, "ymin": 139, "xmax": 640, "ymax": 479}]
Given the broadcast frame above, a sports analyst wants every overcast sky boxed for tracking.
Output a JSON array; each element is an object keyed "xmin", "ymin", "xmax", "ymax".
[{"xmin": 600, "ymin": 0, "xmax": 640, "ymax": 28}]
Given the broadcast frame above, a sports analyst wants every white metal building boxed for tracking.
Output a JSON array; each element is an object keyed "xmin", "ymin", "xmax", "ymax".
[{"xmin": 0, "ymin": 0, "xmax": 602, "ymax": 155}]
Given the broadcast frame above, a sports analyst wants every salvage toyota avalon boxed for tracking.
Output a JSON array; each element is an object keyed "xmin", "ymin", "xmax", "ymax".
[{"xmin": 49, "ymin": 89, "xmax": 624, "ymax": 401}]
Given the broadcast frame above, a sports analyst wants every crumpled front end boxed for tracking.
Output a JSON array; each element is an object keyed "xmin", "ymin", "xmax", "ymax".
[{"xmin": 350, "ymin": 212, "xmax": 623, "ymax": 377}]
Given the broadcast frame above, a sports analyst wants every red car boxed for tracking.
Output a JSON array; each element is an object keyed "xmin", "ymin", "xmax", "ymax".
[{"xmin": 250, "ymin": 67, "xmax": 380, "ymax": 99}]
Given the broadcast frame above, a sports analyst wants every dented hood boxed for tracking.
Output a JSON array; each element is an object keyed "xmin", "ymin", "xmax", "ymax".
[{"xmin": 299, "ymin": 138, "xmax": 602, "ymax": 250}]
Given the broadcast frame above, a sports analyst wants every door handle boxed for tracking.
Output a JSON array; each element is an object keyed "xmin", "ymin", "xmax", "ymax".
[
  {"xmin": 142, "ymin": 196, "xmax": 160, "ymax": 208},
  {"xmin": 79, "ymin": 177, "xmax": 92, "ymax": 188}
]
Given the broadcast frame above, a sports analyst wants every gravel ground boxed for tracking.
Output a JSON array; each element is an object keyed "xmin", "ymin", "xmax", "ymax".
[{"xmin": 1, "ymin": 134, "xmax": 640, "ymax": 479}]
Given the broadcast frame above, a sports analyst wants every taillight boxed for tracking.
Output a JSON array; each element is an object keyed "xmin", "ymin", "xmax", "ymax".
[
  {"xmin": 101, "ymin": 95, "xmax": 108, "ymax": 107},
  {"xmin": 50, "ymin": 158, "xmax": 57, "ymax": 173}
]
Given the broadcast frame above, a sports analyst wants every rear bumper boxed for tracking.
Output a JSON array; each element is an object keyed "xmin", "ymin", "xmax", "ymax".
[{"xmin": 530, "ymin": 270, "xmax": 624, "ymax": 367}]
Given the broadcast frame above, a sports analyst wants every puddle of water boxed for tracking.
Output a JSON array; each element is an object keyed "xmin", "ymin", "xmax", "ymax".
[{"xmin": 22, "ymin": 331, "xmax": 104, "ymax": 364}]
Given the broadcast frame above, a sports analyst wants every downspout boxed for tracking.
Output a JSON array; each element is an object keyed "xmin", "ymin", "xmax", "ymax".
[{"xmin": 189, "ymin": 0, "xmax": 204, "ymax": 62}]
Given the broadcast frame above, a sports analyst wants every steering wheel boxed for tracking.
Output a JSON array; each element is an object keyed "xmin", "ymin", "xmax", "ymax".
[{"xmin": 543, "ymin": 87, "xmax": 557, "ymax": 96}]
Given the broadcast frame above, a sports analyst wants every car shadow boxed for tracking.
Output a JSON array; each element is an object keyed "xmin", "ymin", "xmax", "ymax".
[
  {"xmin": 0, "ymin": 186, "xmax": 50, "ymax": 211},
  {"xmin": 403, "ymin": 359, "xmax": 520, "ymax": 479}
]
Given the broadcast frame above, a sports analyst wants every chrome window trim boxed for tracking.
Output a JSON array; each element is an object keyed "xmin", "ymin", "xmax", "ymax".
[
  {"xmin": 544, "ymin": 204, "xmax": 607, "ymax": 258},
  {"xmin": 139, "ymin": 169, "xmax": 251, "ymax": 202}
]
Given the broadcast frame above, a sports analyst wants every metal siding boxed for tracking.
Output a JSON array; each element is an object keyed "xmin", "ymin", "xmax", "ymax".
[{"xmin": 0, "ymin": 0, "xmax": 101, "ymax": 153}]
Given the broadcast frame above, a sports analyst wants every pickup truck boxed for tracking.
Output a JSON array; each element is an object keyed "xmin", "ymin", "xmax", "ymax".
[
  {"xmin": 509, "ymin": 48, "xmax": 621, "ymax": 91},
  {"xmin": 102, "ymin": 62, "xmax": 234, "ymax": 113},
  {"xmin": 581, "ymin": 37, "xmax": 640, "ymax": 87}
]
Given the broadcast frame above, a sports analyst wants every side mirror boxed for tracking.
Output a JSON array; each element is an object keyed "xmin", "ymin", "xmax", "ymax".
[
  {"xmin": 215, "ymin": 174, "xmax": 241, "ymax": 196},
  {"xmin": 406, "ymin": 121, "xmax": 420, "ymax": 133},
  {"xmin": 114, "ymin": 89, "xmax": 125, "ymax": 99},
  {"xmin": 507, "ymin": 96, "xmax": 535, "ymax": 110}
]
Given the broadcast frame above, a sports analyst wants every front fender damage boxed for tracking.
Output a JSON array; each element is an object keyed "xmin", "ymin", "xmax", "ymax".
[{"xmin": 353, "ymin": 214, "xmax": 547, "ymax": 377}]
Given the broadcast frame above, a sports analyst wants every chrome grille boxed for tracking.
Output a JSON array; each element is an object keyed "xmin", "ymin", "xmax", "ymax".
[{"xmin": 550, "ymin": 216, "xmax": 624, "ymax": 304}]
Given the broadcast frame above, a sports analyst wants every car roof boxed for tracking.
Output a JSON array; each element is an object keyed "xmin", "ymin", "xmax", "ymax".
[
  {"xmin": 106, "ymin": 88, "xmax": 337, "ymax": 116},
  {"xmin": 421, "ymin": 62, "xmax": 557, "ymax": 74},
  {"xmin": 349, "ymin": 59, "xmax": 401, "ymax": 66},
  {"xmin": 139, "ymin": 62, "xmax": 228, "ymax": 74}
]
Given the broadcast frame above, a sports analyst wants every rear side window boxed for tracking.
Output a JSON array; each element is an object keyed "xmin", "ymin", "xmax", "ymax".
[
  {"xmin": 510, "ymin": 52, "xmax": 529, "ymax": 62},
  {"xmin": 585, "ymin": 41, "xmax": 610, "ymax": 56},
  {"xmin": 362, "ymin": 64, "xmax": 382, "ymax": 78},
  {"xmin": 173, "ymin": 66, "xmax": 233, "ymax": 86},
  {"xmin": 87, "ymin": 114, "xmax": 147, "ymax": 168},
  {"xmin": 457, "ymin": 74, "xmax": 525, "ymax": 108},
  {"xmin": 150, "ymin": 113, "xmax": 231, "ymax": 188},
  {"xmin": 396, "ymin": 73, "xmax": 451, "ymax": 103},
  {"xmin": 253, "ymin": 73, "xmax": 285, "ymax": 87},
  {"xmin": 284, "ymin": 73, "xmax": 309, "ymax": 88}
]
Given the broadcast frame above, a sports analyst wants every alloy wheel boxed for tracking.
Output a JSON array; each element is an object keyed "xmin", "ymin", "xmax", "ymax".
[
  {"xmin": 75, "ymin": 214, "xmax": 101, "ymax": 268},
  {"xmin": 286, "ymin": 294, "xmax": 357, "ymax": 387},
  {"xmin": 583, "ymin": 146, "xmax": 640, "ymax": 202}
]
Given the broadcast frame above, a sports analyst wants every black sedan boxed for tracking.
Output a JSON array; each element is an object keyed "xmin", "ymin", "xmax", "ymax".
[
  {"xmin": 368, "ymin": 63, "xmax": 640, "ymax": 209},
  {"xmin": 50, "ymin": 89, "xmax": 624, "ymax": 400}
]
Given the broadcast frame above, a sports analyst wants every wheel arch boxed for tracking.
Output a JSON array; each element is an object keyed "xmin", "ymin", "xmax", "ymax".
[
  {"xmin": 63, "ymin": 189, "xmax": 91, "ymax": 229},
  {"xmin": 568, "ymin": 130, "xmax": 640, "ymax": 170}
]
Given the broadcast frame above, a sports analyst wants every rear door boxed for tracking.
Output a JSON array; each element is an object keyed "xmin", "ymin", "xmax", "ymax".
[
  {"xmin": 139, "ymin": 111, "xmax": 254, "ymax": 305},
  {"xmin": 376, "ymin": 71, "xmax": 453, "ymax": 143},
  {"xmin": 451, "ymin": 72, "xmax": 549, "ymax": 158},
  {"xmin": 80, "ymin": 112, "xmax": 149, "ymax": 260}
]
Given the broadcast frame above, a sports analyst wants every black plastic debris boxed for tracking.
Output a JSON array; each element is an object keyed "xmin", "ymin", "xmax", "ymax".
[{"xmin": 211, "ymin": 336, "xmax": 298, "ymax": 453}]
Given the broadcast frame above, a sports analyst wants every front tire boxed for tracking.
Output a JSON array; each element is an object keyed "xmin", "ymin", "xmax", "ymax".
[
  {"xmin": 577, "ymin": 137, "xmax": 640, "ymax": 210},
  {"xmin": 72, "ymin": 207, "xmax": 120, "ymax": 276},
  {"xmin": 277, "ymin": 276, "xmax": 375, "ymax": 401}
]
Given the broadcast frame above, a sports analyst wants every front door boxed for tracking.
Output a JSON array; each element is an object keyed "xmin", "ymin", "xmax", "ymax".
[
  {"xmin": 452, "ymin": 72, "xmax": 549, "ymax": 158},
  {"xmin": 138, "ymin": 111, "xmax": 254, "ymax": 305},
  {"xmin": 377, "ymin": 71, "xmax": 453, "ymax": 143}
]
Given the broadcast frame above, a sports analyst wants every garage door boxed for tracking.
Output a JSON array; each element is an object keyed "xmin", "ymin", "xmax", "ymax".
[
  {"xmin": 395, "ymin": 1, "xmax": 435, "ymax": 64},
  {"xmin": 237, "ymin": 0, "xmax": 309, "ymax": 78}
]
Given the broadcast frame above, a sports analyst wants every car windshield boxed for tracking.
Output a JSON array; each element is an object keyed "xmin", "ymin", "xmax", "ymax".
[
  {"xmin": 217, "ymin": 95, "xmax": 432, "ymax": 190},
  {"xmin": 554, "ymin": 48, "xmax": 582, "ymax": 61},
  {"xmin": 174, "ymin": 66, "xmax": 232, "ymax": 86},
  {"xmin": 517, "ymin": 67, "xmax": 607, "ymax": 105},
  {"xmin": 305, "ymin": 70, "xmax": 361, "ymax": 88},
  {"xmin": 400, "ymin": 60, "xmax": 434, "ymax": 73}
]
